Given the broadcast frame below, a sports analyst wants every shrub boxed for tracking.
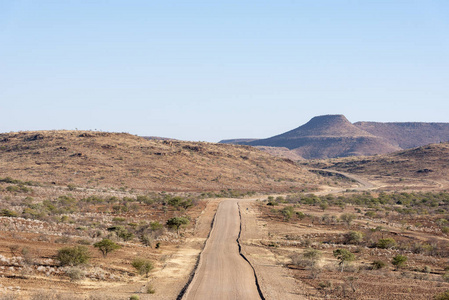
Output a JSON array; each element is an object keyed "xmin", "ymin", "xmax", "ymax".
[
  {"xmin": 267, "ymin": 199, "xmax": 278, "ymax": 206},
  {"xmin": 376, "ymin": 238, "xmax": 397, "ymax": 249},
  {"xmin": 371, "ymin": 260, "xmax": 386, "ymax": 270},
  {"xmin": 435, "ymin": 290, "xmax": 449, "ymax": 300},
  {"xmin": 303, "ymin": 248, "xmax": 322, "ymax": 266},
  {"xmin": 130, "ymin": 295, "xmax": 139, "ymax": 300},
  {"xmin": 345, "ymin": 231, "xmax": 364, "ymax": 244},
  {"xmin": 281, "ymin": 206, "xmax": 295, "ymax": 221},
  {"xmin": 57, "ymin": 246, "xmax": 90, "ymax": 266},
  {"xmin": 150, "ymin": 221, "xmax": 164, "ymax": 231},
  {"xmin": 146, "ymin": 285, "xmax": 156, "ymax": 294},
  {"xmin": 66, "ymin": 267, "xmax": 85, "ymax": 281},
  {"xmin": 423, "ymin": 265, "xmax": 431, "ymax": 273},
  {"xmin": 291, "ymin": 248, "xmax": 322, "ymax": 267},
  {"xmin": 94, "ymin": 239, "xmax": 121, "ymax": 258},
  {"xmin": 296, "ymin": 211, "xmax": 306, "ymax": 220},
  {"xmin": 0, "ymin": 209, "xmax": 18, "ymax": 217},
  {"xmin": 131, "ymin": 258, "xmax": 154, "ymax": 277},
  {"xmin": 391, "ymin": 255, "xmax": 407, "ymax": 270},
  {"xmin": 339, "ymin": 213, "xmax": 356, "ymax": 227},
  {"xmin": 77, "ymin": 239, "xmax": 91, "ymax": 245}
]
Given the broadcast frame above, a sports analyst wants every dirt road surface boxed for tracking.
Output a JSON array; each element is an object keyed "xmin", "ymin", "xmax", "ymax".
[{"xmin": 182, "ymin": 200, "xmax": 262, "ymax": 300}]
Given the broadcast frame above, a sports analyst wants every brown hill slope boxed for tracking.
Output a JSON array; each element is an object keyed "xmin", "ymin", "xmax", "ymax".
[
  {"xmin": 0, "ymin": 131, "xmax": 320, "ymax": 192},
  {"xmin": 247, "ymin": 115, "xmax": 400, "ymax": 159},
  {"xmin": 307, "ymin": 142, "xmax": 449, "ymax": 182},
  {"xmin": 354, "ymin": 122, "xmax": 449, "ymax": 149}
]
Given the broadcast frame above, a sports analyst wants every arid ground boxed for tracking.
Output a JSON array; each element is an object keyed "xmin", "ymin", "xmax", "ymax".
[{"xmin": 1, "ymin": 131, "xmax": 449, "ymax": 299}]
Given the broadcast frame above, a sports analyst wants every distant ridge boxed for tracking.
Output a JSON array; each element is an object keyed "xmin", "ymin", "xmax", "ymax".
[
  {"xmin": 221, "ymin": 114, "xmax": 449, "ymax": 160},
  {"xmin": 354, "ymin": 122, "xmax": 449, "ymax": 149},
  {"xmin": 220, "ymin": 138, "xmax": 258, "ymax": 145},
  {"xmin": 309, "ymin": 142, "xmax": 449, "ymax": 183},
  {"xmin": 246, "ymin": 115, "xmax": 399, "ymax": 159}
]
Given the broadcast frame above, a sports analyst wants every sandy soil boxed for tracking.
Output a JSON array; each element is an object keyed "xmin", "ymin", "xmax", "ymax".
[{"xmin": 239, "ymin": 200, "xmax": 306, "ymax": 299}]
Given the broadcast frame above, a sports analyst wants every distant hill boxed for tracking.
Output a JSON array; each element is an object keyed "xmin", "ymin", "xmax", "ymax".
[
  {"xmin": 246, "ymin": 115, "xmax": 399, "ymax": 159},
  {"xmin": 354, "ymin": 122, "xmax": 449, "ymax": 149},
  {"xmin": 223, "ymin": 115, "xmax": 449, "ymax": 160},
  {"xmin": 254, "ymin": 146, "xmax": 304, "ymax": 161},
  {"xmin": 0, "ymin": 130, "xmax": 321, "ymax": 192},
  {"xmin": 305, "ymin": 142, "xmax": 449, "ymax": 183},
  {"xmin": 220, "ymin": 138, "xmax": 259, "ymax": 145},
  {"xmin": 142, "ymin": 136, "xmax": 179, "ymax": 141}
]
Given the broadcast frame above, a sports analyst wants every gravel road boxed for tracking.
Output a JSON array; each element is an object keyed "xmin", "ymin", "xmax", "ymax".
[{"xmin": 182, "ymin": 200, "xmax": 262, "ymax": 300}]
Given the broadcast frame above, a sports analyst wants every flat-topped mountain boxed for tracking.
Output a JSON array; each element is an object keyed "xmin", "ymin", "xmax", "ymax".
[
  {"xmin": 221, "ymin": 115, "xmax": 449, "ymax": 160},
  {"xmin": 270, "ymin": 114, "xmax": 371, "ymax": 138},
  {"xmin": 225, "ymin": 115, "xmax": 399, "ymax": 159},
  {"xmin": 0, "ymin": 130, "xmax": 321, "ymax": 192}
]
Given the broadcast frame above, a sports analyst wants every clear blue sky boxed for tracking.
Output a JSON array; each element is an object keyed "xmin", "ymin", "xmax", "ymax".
[{"xmin": 1, "ymin": 1, "xmax": 448, "ymax": 141}]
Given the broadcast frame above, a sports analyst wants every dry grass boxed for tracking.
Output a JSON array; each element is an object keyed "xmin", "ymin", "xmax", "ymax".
[
  {"xmin": 0, "ymin": 130, "xmax": 322, "ymax": 192},
  {"xmin": 255, "ymin": 197, "xmax": 449, "ymax": 299}
]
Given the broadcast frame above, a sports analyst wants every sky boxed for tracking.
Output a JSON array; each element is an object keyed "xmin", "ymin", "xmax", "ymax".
[{"xmin": 1, "ymin": 1, "xmax": 448, "ymax": 142}]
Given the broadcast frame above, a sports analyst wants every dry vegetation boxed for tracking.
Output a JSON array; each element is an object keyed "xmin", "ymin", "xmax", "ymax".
[
  {"xmin": 0, "ymin": 130, "xmax": 321, "ymax": 192},
  {"xmin": 0, "ymin": 173, "xmax": 220, "ymax": 299},
  {"xmin": 251, "ymin": 191, "xmax": 449, "ymax": 299},
  {"xmin": 303, "ymin": 142, "xmax": 449, "ymax": 191},
  {"xmin": 3, "ymin": 129, "xmax": 449, "ymax": 299}
]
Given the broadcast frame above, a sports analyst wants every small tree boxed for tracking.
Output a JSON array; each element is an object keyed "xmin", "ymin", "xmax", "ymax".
[
  {"xmin": 333, "ymin": 249, "xmax": 355, "ymax": 272},
  {"xmin": 391, "ymin": 254, "xmax": 407, "ymax": 270},
  {"xmin": 303, "ymin": 248, "xmax": 322, "ymax": 267},
  {"xmin": 131, "ymin": 258, "xmax": 154, "ymax": 277},
  {"xmin": 57, "ymin": 246, "xmax": 90, "ymax": 266},
  {"xmin": 166, "ymin": 217, "xmax": 189, "ymax": 235},
  {"xmin": 94, "ymin": 239, "xmax": 121, "ymax": 258}
]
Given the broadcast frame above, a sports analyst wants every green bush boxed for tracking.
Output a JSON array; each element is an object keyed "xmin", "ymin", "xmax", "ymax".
[
  {"xmin": 376, "ymin": 238, "xmax": 397, "ymax": 249},
  {"xmin": 345, "ymin": 231, "xmax": 364, "ymax": 244},
  {"xmin": 57, "ymin": 246, "xmax": 90, "ymax": 266},
  {"xmin": 339, "ymin": 213, "xmax": 356, "ymax": 227},
  {"xmin": 281, "ymin": 206, "xmax": 295, "ymax": 221},
  {"xmin": 131, "ymin": 258, "xmax": 154, "ymax": 277},
  {"xmin": 391, "ymin": 254, "xmax": 407, "ymax": 269},
  {"xmin": 129, "ymin": 295, "xmax": 139, "ymax": 300}
]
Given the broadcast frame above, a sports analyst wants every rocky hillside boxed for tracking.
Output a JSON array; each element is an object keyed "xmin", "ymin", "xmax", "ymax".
[
  {"xmin": 245, "ymin": 115, "xmax": 399, "ymax": 159},
  {"xmin": 0, "ymin": 131, "xmax": 321, "ymax": 192},
  {"xmin": 221, "ymin": 115, "xmax": 449, "ymax": 160},
  {"xmin": 306, "ymin": 142, "xmax": 449, "ymax": 181},
  {"xmin": 354, "ymin": 122, "xmax": 449, "ymax": 149}
]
